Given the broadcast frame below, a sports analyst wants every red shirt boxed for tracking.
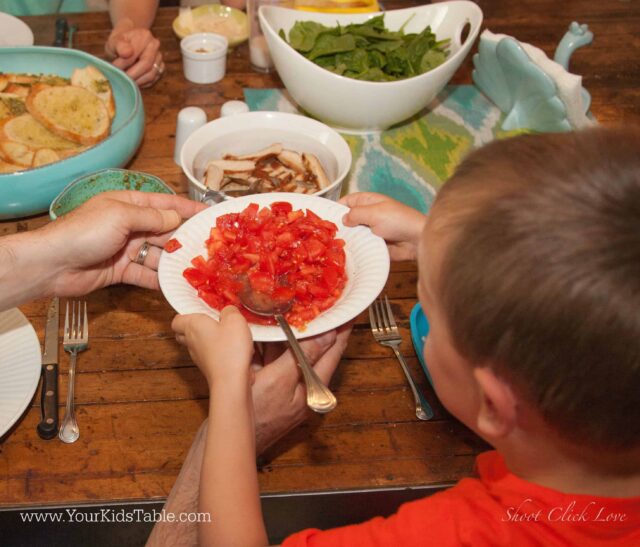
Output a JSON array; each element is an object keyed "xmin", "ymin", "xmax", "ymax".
[{"xmin": 282, "ymin": 451, "xmax": 640, "ymax": 546}]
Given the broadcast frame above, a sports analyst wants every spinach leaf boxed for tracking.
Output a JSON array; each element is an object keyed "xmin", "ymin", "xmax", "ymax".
[
  {"xmin": 308, "ymin": 32, "xmax": 356, "ymax": 60},
  {"xmin": 289, "ymin": 21, "xmax": 329, "ymax": 52},
  {"xmin": 282, "ymin": 14, "xmax": 450, "ymax": 82}
]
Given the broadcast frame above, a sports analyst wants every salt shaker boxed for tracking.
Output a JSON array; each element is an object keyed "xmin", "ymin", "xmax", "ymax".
[
  {"xmin": 220, "ymin": 100, "xmax": 250, "ymax": 117},
  {"xmin": 174, "ymin": 107, "xmax": 207, "ymax": 165}
]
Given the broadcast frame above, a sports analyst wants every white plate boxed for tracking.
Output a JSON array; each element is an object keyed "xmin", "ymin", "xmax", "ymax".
[
  {"xmin": 159, "ymin": 193, "xmax": 390, "ymax": 341},
  {"xmin": 0, "ymin": 308, "xmax": 41, "ymax": 438},
  {"xmin": 0, "ymin": 13, "xmax": 34, "ymax": 46}
]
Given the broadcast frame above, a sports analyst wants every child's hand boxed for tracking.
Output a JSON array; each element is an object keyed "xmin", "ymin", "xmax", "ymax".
[
  {"xmin": 340, "ymin": 193, "xmax": 427, "ymax": 261},
  {"xmin": 172, "ymin": 307, "xmax": 254, "ymax": 387}
]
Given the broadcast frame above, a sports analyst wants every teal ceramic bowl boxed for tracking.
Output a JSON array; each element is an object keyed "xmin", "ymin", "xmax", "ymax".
[
  {"xmin": 49, "ymin": 168, "xmax": 175, "ymax": 220},
  {"xmin": 0, "ymin": 47, "xmax": 145, "ymax": 220}
]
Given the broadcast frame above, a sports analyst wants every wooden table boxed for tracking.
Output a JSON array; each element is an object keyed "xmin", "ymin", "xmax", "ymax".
[{"xmin": 1, "ymin": 0, "xmax": 638, "ymax": 514}]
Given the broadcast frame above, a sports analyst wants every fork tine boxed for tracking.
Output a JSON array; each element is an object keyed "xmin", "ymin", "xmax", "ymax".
[
  {"xmin": 64, "ymin": 300, "xmax": 70, "ymax": 340},
  {"xmin": 384, "ymin": 295, "xmax": 397, "ymax": 329},
  {"xmin": 374, "ymin": 298, "xmax": 384, "ymax": 334},
  {"xmin": 73, "ymin": 301, "xmax": 78, "ymax": 340},
  {"xmin": 377, "ymin": 296, "xmax": 390, "ymax": 331},
  {"xmin": 78, "ymin": 301, "xmax": 83, "ymax": 340},
  {"xmin": 83, "ymin": 301, "xmax": 88, "ymax": 341},
  {"xmin": 368, "ymin": 303, "xmax": 378, "ymax": 332}
]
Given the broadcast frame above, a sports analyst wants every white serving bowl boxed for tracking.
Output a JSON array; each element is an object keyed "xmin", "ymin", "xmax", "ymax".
[
  {"xmin": 259, "ymin": 2, "xmax": 483, "ymax": 132},
  {"xmin": 180, "ymin": 111, "xmax": 352, "ymax": 202}
]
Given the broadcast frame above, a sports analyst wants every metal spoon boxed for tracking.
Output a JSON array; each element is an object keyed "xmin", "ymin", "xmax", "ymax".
[{"xmin": 239, "ymin": 288, "xmax": 337, "ymax": 413}]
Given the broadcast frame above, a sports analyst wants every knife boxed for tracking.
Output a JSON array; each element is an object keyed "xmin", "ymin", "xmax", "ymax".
[{"xmin": 37, "ymin": 297, "xmax": 59, "ymax": 440}]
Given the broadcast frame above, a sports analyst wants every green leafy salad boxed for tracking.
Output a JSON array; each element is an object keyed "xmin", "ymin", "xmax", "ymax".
[{"xmin": 278, "ymin": 14, "xmax": 450, "ymax": 82}]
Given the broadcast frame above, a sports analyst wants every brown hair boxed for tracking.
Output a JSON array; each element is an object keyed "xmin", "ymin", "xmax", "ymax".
[{"xmin": 431, "ymin": 126, "xmax": 640, "ymax": 450}]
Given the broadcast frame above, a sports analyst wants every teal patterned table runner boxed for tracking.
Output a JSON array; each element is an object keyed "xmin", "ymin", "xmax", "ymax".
[{"xmin": 244, "ymin": 86, "xmax": 514, "ymax": 213}]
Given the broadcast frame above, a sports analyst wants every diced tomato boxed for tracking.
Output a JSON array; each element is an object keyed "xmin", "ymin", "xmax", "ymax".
[
  {"xmin": 182, "ymin": 202, "xmax": 348, "ymax": 329},
  {"xmin": 198, "ymin": 288, "xmax": 223, "ymax": 309},
  {"xmin": 183, "ymin": 268, "xmax": 208, "ymax": 288},
  {"xmin": 242, "ymin": 252, "xmax": 260, "ymax": 264},
  {"xmin": 272, "ymin": 286, "xmax": 296, "ymax": 303},
  {"xmin": 241, "ymin": 202, "xmax": 260, "ymax": 219},
  {"xmin": 271, "ymin": 201, "xmax": 293, "ymax": 215},
  {"xmin": 230, "ymin": 257, "xmax": 252, "ymax": 274},
  {"xmin": 322, "ymin": 265, "xmax": 339, "ymax": 290},
  {"xmin": 164, "ymin": 238, "xmax": 182, "ymax": 253},
  {"xmin": 304, "ymin": 238, "xmax": 326, "ymax": 260},
  {"xmin": 287, "ymin": 210, "xmax": 305, "ymax": 223},
  {"xmin": 306, "ymin": 209, "xmax": 322, "ymax": 222},
  {"xmin": 249, "ymin": 271, "xmax": 274, "ymax": 294},
  {"xmin": 276, "ymin": 232, "xmax": 295, "ymax": 245},
  {"xmin": 308, "ymin": 284, "xmax": 330, "ymax": 298},
  {"xmin": 191, "ymin": 255, "xmax": 207, "ymax": 269},
  {"xmin": 222, "ymin": 230, "xmax": 237, "ymax": 242}
]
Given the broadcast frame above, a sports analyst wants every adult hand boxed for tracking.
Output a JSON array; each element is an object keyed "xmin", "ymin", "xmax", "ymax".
[
  {"xmin": 340, "ymin": 192, "xmax": 427, "ymax": 261},
  {"xmin": 252, "ymin": 321, "xmax": 352, "ymax": 454},
  {"xmin": 105, "ymin": 18, "xmax": 164, "ymax": 88},
  {"xmin": 42, "ymin": 191, "xmax": 205, "ymax": 296}
]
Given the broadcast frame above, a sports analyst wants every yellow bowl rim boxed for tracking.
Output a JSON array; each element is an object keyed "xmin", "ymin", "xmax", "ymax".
[{"xmin": 172, "ymin": 4, "xmax": 249, "ymax": 47}]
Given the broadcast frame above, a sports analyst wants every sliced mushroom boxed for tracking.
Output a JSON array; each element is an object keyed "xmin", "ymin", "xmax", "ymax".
[
  {"xmin": 207, "ymin": 159, "xmax": 256, "ymax": 172},
  {"xmin": 263, "ymin": 164, "xmax": 289, "ymax": 178},
  {"xmin": 203, "ymin": 145, "xmax": 332, "ymax": 195},
  {"xmin": 222, "ymin": 176, "xmax": 252, "ymax": 187},
  {"xmin": 303, "ymin": 153, "xmax": 331, "ymax": 189},
  {"xmin": 205, "ymin": 163, "xmax": 224, "ymax": 190},
  {"xmin": 277, "ymin": 150, "xmax": 305, "ymax": 173},
  {"xmin": 225, "ymin": 143, "xmax": 283, "ymax": 161},
  {"xmin": 221, "ymin": 180, "xmax": 251, "ymax": 191},
  {"xmin": 222, "ymin": 171, "xmax": 253, "ymax": 181}
]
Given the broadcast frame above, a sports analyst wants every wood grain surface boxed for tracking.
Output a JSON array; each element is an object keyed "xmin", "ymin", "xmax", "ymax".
[{"xmin": 1, "ymin": 0, "xmax": 638, "ymax": 508}]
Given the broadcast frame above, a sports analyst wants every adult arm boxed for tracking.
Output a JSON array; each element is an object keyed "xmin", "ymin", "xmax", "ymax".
[
  {"xmin": 146, "ymin": 325, "xmax": 352, "ymax": 547},
  {"xmin": 108, "ymin": 0, "xmax": 159, "ymax": 29},
  {"xmin": 0, "ymin": 191, "xmax": 205, "ymax": 311},
  {"xmin": 106, "ymin": 0, "xmax": 163, "ymax": 87}
]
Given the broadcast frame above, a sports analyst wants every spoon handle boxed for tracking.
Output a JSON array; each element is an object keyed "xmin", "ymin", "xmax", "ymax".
[{"xmin": 275, "ymin": 314, "xmax": 337, "ymax": 413}]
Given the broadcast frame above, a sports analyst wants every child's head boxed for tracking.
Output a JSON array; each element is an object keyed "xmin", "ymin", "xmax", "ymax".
[{"xmin": 418, "ymin": 126, "xmax": 640, "ymax": 455}]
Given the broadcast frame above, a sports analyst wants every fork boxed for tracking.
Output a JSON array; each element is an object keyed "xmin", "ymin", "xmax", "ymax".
[
  {"xmin": 59, "ymin": 301, "xmax": 89, "ymax": 444},
  {"xmin": 369, "ymin": 295, "xmax": 434, "ymax": 421}
]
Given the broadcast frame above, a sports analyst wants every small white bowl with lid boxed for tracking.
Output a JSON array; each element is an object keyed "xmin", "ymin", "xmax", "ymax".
[{"xmin": 180, "ymin": 32, "xmax": 228, "ymax": 84}]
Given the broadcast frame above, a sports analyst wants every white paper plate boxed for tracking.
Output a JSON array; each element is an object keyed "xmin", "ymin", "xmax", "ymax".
[
  {"xmin": 0, "ymin": 308, "xmax": 41, "ymax": 438},
  {"xmin": 0, "ymin": 13, "xmax": 34, "ymax": 46},
  {"xmin": 159, "ymin": 193, "xmax": 390, "ymax": 341}
]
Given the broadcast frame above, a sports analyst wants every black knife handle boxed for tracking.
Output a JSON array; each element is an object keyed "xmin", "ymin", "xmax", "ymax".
[
  {"xmin": 54, "ymin": 18, "xmax": 67, "ymax": 47},
  {"xmin": 37, "ymin": 364, "xmax": 59, "ymax": 440}
]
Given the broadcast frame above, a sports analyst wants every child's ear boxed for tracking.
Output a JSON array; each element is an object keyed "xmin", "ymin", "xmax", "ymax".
[{"xmin": 473, "ymin": 367, "xmax": 518, "ymax": 440}]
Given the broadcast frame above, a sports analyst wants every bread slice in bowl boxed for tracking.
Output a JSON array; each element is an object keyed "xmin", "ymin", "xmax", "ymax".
[
  {"xmin": 0, "ymin": 140, "xmax": 34, "ymax": 167},
  {"xmin": 26, "ymin": 84, "xmax": 110, "ymax": 145},
  {"xmin": 1, "ymin": 113, "xmax": 80, "ymax": 151},
  {"xmin": 71, "ymin": 65, "xmax": 116, "ymax": 120}
]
